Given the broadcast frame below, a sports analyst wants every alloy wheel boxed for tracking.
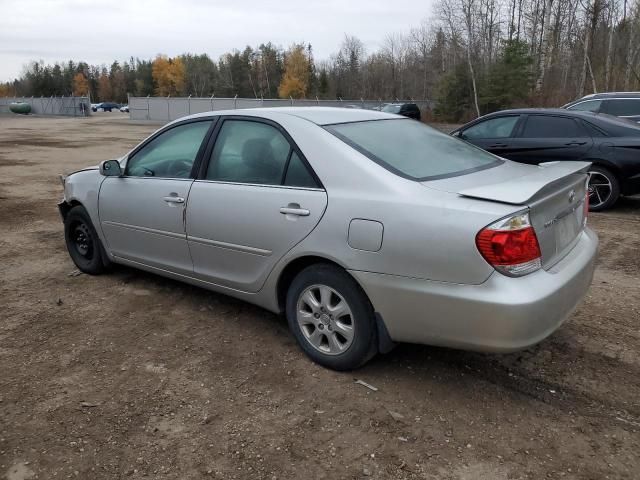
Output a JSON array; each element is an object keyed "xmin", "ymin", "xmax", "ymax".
[
  {"xmin": 296, "ymin": 284, "xmax": 355, "ymax": 355},
  {"xmin": 587, "ymin": 171, "xmax": 613, "ymax": 210}
]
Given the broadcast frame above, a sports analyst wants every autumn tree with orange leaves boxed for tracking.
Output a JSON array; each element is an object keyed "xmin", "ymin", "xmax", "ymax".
[
  {"xmin": 278, "ymin": 45, "xmax": 309, "ymax": 99},
  {"xmin": 72, "ymin": 72, "xmax": 89, "ymax": 96},
  {"xmin": 152, "ymin": 55, "xmax": 186, "ymax": 96}
]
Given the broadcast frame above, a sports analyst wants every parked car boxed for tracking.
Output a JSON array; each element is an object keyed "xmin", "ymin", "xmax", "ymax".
[
  {"xmin": 563, "ymin": 92, "xmax": 640, "ymax": 122},
  {"xmin": 92, "ymin": 102, "xmax": 120, "ymax": 112},
  {"xmin": 120, "ymin": 105, "xmax": 129, "ymax": 113},
  {"xmin": 381, "ymin": 103, "xmax": 421, "ymax": 120},
  {"xmin": 451, "ymin": 108, "xmax": 640, "ymax": 210},
  {"xmin": 58, "ymin": 107, "xmax": 597, "ymax": 370}
]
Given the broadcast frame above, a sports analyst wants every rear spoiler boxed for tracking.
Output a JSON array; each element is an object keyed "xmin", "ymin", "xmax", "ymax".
[{"xmin": 458, "ymin": 161, "xmax": 591, "ymax": 205}]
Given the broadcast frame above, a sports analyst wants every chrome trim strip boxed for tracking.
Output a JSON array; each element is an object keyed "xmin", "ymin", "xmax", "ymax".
[
  {"xmin": 187, "ymin": 235, "xmax": 272, "ymax": 256},
  {"xmin": 193, "ymin": 179, "xmax": 325, "ymax": 192},
  {"xmin": 102, "ymin": 221, "xmax": 186, "ymax": 239}
]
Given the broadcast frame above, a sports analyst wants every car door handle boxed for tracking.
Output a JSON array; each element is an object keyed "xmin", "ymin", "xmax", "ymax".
[
  {"xmin": 280, "ymin": 206, "xmax": 310, "ymax": 216},
  {"xmin": 163, "ymin": 196, "xmax": 185, "ymax": 204},
  {"xmin": 565, "ymin": 141, "xmax": 587, "ymax": 146},
  {"xmin": 489, "ymin": 143, "xmax": 508, "ymax": 148}
]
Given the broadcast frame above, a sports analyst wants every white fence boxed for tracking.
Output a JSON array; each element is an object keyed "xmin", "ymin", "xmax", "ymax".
[
  {"xmin": 0, "ymin": 96, "xmax": 92, "ymax": 116},
  {"xmin": 129, "ymin": 96, "xmax": 435, "ymax": 122}
]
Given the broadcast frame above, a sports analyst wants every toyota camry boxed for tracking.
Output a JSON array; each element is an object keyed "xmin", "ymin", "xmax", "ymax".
[{"xmin": 59, "ymin": 107, "xmax": 598, "ymax": 370}]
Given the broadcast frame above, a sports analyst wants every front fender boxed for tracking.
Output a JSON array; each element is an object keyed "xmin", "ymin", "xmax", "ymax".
[{"xmin": 60, "ymin": 168, "xmax": 111, "ymax": 257}]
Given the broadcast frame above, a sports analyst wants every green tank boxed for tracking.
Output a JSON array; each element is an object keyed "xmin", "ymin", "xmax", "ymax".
[{"xmin": 9, "ymin": 102, "xmax": 31, "ymax": 114}]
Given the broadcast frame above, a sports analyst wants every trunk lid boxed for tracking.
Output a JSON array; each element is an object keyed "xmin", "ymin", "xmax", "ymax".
[{"xmin": 424, "ymin": 161, "xmax": 590, "ymax": 269}]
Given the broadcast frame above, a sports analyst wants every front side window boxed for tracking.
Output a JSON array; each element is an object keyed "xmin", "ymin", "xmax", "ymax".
[
  {"xmin": 126, "ymin": 121, "xmax": 213, "ymax": 178},
  {"xmin": 520, "ymin": 115, "xmax": 586, "ymax": 138},
  {"xmin": 603, "ymin": 99, "xmax": 640, "ymax": 116},
  {"xmin": 462, "ymin": 116, "xmax": 520, "ymax": 139},
  {"xmin": 326, "ymin": 119, "xmax": 501, "ymax": 181},
  {"xmin": 567, "ymin": 99, "xmax": 601, "ymax": 112}
]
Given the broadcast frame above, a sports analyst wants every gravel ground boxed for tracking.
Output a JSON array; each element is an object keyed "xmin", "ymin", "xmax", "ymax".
[{"xmin": 0, "ymin": 113, "xmax": 639, "ymax": 480}]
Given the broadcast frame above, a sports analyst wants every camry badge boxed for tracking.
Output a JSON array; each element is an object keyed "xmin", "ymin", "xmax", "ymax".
[{"xmin": 568, "ymin": 189, "xmax": 576, "ymax": 203}]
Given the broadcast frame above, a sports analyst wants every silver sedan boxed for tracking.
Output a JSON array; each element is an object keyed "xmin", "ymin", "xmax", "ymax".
[{"xmin": 59, "ymin": 108, "xmax": 598, "ymax": 370}]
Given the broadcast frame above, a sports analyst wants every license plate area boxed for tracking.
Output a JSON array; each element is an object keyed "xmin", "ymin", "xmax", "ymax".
[{"xmin": 554, "ymin": 202, "xmax": 584, "ymax": 255}]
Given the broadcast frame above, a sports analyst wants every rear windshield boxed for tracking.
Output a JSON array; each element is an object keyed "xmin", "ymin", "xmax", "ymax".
[
  {"xmin": 325, "ymin": 119, "xmax": 502, "ymax": 181},
  {"xmin": 381, "ymin": 104, "xmax": 401, "ymax": 113}
]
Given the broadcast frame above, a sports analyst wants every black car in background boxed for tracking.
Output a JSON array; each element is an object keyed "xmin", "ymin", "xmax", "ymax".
[
  {"xmin": 92, "ymin": 102, "xmax": 120, "ymax": 112},
  {"xmin": 452, "ymin": 109, "xmax": 640, "ymax": 211},
  {"xmin": 563, "ymin": 92, "xmax": 640, "ymax": 123},
  {"xmin": 382, "ymin": 103, "xmax": 421, "ymax": 120}
]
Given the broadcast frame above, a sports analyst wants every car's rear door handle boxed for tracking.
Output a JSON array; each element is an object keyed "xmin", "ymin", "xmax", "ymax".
[
  {"xmin": 565, "ymin": 141, "xmax": 587, "ymax": 146},
  {"xmin": 163, "ymin": 196, "xmax": 185, "ymax": 204},
  {"xmin": 280, "ymin": 205, "xmax": 310, "ymax": 216},
  {"xmin": 489, "ymin": 143, "xmax": 508, "ymax": 148}
]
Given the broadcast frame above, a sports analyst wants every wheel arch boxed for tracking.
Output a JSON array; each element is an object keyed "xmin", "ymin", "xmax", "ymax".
[
  {"xmin": 585, "ymin": 158, "xmax": 622, "ymax": 179},
  {"xmin": 59, "ymin": 198, "xmax": 84, "ymax": 220},
  {"xmin": 275, "ymin": 254, "xmax": 396, "ymax": 354},
  {"xmin": 276, "ymin": 255, "xmax": 351, "ymax": 313}
]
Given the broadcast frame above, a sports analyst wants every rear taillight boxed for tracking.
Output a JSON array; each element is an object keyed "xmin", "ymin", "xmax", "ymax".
[{"xmin": 476, "ymin": 212, "xmax": 542, "ymax": 277}]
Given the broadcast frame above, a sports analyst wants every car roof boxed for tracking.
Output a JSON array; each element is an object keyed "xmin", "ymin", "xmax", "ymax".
[
  {"xmin": 460, "ymin": 107, "xmax": 640, "ymax": 134},
  {"xmin": 480, "ymin": 108, "xmax": 599, "ymax": 118},
  {"xmin": 175, "ymin": 107, "xmax": 399, "ymax": 126},
  {"xmin": 577, "ymin": 92, "xmax": 640, "ymax": 99}
]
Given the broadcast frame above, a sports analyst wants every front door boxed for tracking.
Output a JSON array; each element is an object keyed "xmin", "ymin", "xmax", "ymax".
[
  {"xmin": 99, "ymin": 119, "xmax": 214, "ymax": 274},
  {"xmin": 460, "ymin": 115, "xmax": 521, "ymax": 157},
  {"xmin": 186, "ymin": 117, "xmax": 328, "ymax": 292}
]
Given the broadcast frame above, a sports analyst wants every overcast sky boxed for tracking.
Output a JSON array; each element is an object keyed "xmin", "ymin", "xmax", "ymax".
[{"xmin": 0, "ymin": 0, "xmax": 434, "ymax": 81}]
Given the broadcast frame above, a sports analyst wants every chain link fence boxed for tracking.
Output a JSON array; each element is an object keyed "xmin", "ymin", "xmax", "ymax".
[
  {"xmin": 128, "ymin": 96, "xmax": 435, "ymax": 122},
  {"xmin": 0, "ymin": 96, "xmax": 92, "ymax": 116}
]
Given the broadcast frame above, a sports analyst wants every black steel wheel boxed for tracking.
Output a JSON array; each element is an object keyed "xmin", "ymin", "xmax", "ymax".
[{"xmin": 64, "ymin": 205, "xmax": 107, "ymax": 274}]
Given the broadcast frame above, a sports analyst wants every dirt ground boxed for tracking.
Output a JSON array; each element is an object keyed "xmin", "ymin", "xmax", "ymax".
[{"xmin": 0, "ymin": 113, "xmax": 639, "ymax": 480}]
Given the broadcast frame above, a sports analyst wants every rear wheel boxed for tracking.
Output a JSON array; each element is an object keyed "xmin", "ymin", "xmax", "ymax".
[
  {"xmin": 64, "ymin": 205, "xmax": 107, "ymax": 274},
  {"xmin": 286, "ymin": 264, "xmax": 377, "ymax": 370},
  {"xmin": 587, "ymin": 166, "xmax": 619, "ymax": 211}
]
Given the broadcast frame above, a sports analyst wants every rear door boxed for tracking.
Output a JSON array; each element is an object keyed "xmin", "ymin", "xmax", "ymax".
[
  {"xmin": 186, "ymin": 117, "xmax": 328, "ymax": 292},
  {"xmin": 459, "ymin": 114, "xmax": 522, "ymax": 155},
  {"xmin": 505, "ymin": 114, "xmax": 593, "ymax": 165}
]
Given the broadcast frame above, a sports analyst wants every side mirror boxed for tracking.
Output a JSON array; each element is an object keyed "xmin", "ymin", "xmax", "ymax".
[{"xmin": 99, "ymin": 159, "xmax": 123, "ymax": 177}]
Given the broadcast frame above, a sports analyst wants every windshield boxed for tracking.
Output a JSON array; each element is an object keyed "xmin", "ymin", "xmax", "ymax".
[
  {"xmin": 381, "ymin": 104, "xmax": 401, "ymax": 114},
  {"xmin": 326, "ymin": 119, "xmax": 503, "ymax": 181}
]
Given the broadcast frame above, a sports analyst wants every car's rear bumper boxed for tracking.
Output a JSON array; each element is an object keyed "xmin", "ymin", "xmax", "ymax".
[{"xmin": 350, "ymin": 227, "xmax": 598, "ymax": 352}]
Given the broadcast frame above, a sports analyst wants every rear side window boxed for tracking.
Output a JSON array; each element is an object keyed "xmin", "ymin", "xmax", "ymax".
[
  {"xmin": 581, "ymin": 120, "xmax": 607, "ymax": 137},
  {"xmin": 462, "ymin": 116, "xmax": 519, "ymax": 139},
  {"xmin": 603, "ymin": 99, "xmax": 640, "ymax": 116},
  {"xmin": 284, "ymin": 151, "xmax": 318, "ymax": 188},
  {"xmin": 326, "ymin": 119, "xmax": 502, "ymax": 181},
  {"xmin": 206, "ymin": 119, "xmax": 320, "ymax": 188},
  {"xmin": 520, "ymin": 116, "xmax": 586, "ymax": 138},
  {"xmin": 567, "ymin": 100, "xmax": 602, "ymax": 112},
  {"xmin": 207, "ymin": 120, "xmax": 290, "ymax": 185}
]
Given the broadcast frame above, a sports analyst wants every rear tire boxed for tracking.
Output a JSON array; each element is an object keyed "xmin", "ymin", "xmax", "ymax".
[
  {"xmin": 588, "ymin": 166, "xmax": 619, "ymax": 211},
  {"xmin": 64, "ymin": 205, "xmax": 107, "ymax": 275},
  {"xmin": 286, "ymin": 264, "xmax": 377, "ymax": 370}
]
